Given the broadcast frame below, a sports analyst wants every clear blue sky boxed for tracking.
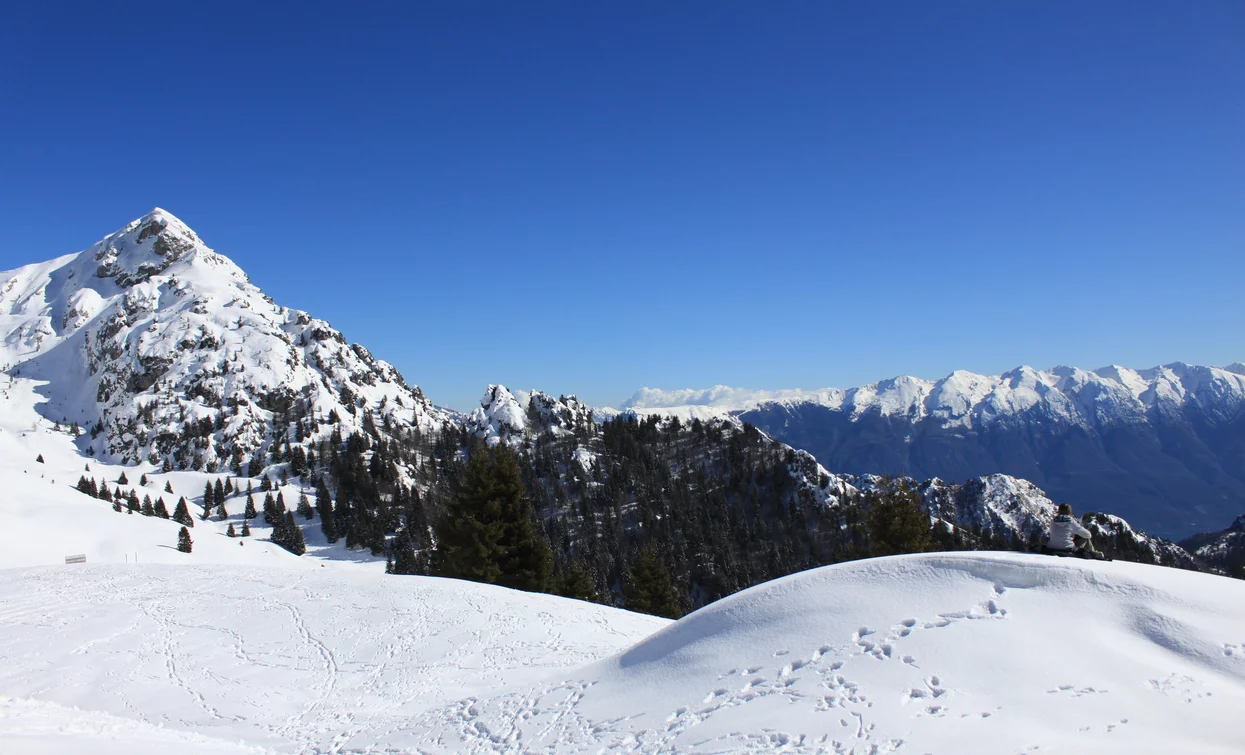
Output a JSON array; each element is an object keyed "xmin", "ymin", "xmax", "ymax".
[{"xmin": 1, "ymin": 2, "xmax": 1242, "ymax": 411}]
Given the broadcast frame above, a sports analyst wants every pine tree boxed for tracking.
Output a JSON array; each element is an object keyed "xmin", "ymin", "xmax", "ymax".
[
  {"xmin": 177, "ymin": 526, "xmax": 193, "ymax": 553},
  {"xmin": 261, "ymin": 475, "xmax": 272, "ymax": 492},
  {"xmin": 244, "ymin": 492, "xmax": 257, "ymax": 519},
  {"xmin": 272, "ymin": 512, "xmax": 307, "ymax": 556},
  {"xmin": 214, "ymin": 478, "xmax": 225, "ymax": 509},
  {"xmin": 263, "ymin": 492, "xmax": 280, "ymax": 525},
  {"xmin": 118, "ymin": 471, "xmax": 128, "ymax": 485},
  {"xmin": 127, "ymin": 491, "xmax": 140, "ymax": 513},
  {"xmin": 432, "ymin": 445, "xmax": 553, "ymax": 593},
  {"xmin": 155, "ymin": 497, "xmax": 170, "ymax": 519},
  {"xmin": 141, "ymin": 495, "xmax": 154, "ymax": 516},
  {"xmin": 317, "ymin": 481, "xmax": 338, "ymax": 543},
  {"xmin": 139, "ymin": 473, "xmax": 148, "ymax": 486},
  {"xmin": 297, "ymin": 491, "xmax": 313, "ymax": 519},
  {"xmin": 202, "ymin": 481, "xmax": 214, "ymax": 519},
  {"xmin": 36, "ymin": 454, "xmax": 44, "ymax": 463},
  {"xmin": 227, "ymin": 523, "xmax": 237, "ymax": 537},
  {"xmin": 76, "ymin": 476, "xmax": 95, "ymax": 496},
  {"xmin": 165, "ymin": 481, "xmax": 174, "ymax": 494},
  {"xmin": 100, "ymin": 484, "xmax": 113, "ymax": 503},
  {"xmin": 558, "ymin": 559, "xmax": 599, "ymax": 602},
  {"xmin": 623, "ymin": 545, "xmax": 681, "ymax": 618},
  {"xmin": 864, "ymin": 477, "xmax": 932, "ymax": 557},
  {"xmin": 241, "ymin": 520, "xmax": 251, "ymax": 537},
  {"xmin": 173, "ymin": 497, "xmax": 194, "ymax": 527}
]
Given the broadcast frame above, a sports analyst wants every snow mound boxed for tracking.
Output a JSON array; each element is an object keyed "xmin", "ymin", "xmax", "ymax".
[{"xmin": 394, "ymin": 553, "xmax": 1245, "ymax": 754}]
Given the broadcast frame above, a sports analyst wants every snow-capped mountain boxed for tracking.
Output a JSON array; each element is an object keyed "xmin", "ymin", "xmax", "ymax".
[
  {"xmin": 0, "ymin": 209, "xmax": 447, "ymax": 472},
  {"xmin": 623, "ymin": 364, "xmax": 1245, "ymax": 537}
]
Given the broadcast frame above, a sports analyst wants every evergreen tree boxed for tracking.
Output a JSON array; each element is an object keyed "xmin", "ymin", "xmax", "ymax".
[
  {"xmin": 241, "ymin": 520, "xmax": 251, "ymax": 537},
  {"xmin": 623, "ymin": 545, "xmax": 682, "ymax": 618},
  {"xmin": 165, "ymin": 481, "xmax": 174, "ymax": 494},
  {"xmin": 173, "ymin": 497, "xmax": 194, "ymax": 527},
  {"xmin": 297, "ymin": 491, "xmax": 313, "ymax": 519},
  {"xmin": 118, "ymin": 471, "xmax": 129, "ymax": 485},
  {"xmin": 100, "ymin": 484, "xmax": 113, "ymax": 503},
  {"xmin": 177, "ymin": 526, "xmax": 193, "ymax": 553},
  {"xmin": 139, "ymin": 473, "xmax": 148, "ymax": 486},
  {"xmin": 244, "ymin": 491, "xmax": 257, "ymax": 519},
  {"xmin": 202, "ymin": 481, "xmax": 214, "ymax": 519},
  {"xmin": 76, "ymin": 476, "xmax": 95, "ymax": 497},
  {"xmin": 36, "ymin": 454, "xmax": 44, "ymax": 463},
  {"xmin": 558, "ymin": 559, "xmax": 599, "ymax": 602},
  {"xmin": 141, "ymin": 495, "xmax": 154, "ymax": 516},
  {"xmin": 317, "ymin": 481, "xmax": 338, "ymax": 543},
  {"xmin": 127, "ymin": 491, "xmax": 141, "ymax": 513},
  {"xmin": 272, "ymin": 512, "xmax": 307, "ymax": 555},
  {"xmin": 263, "ymin": 492, "xmax": 280, "ymax": 525},
  {"xmin": 432, "ymin": 445, "xmax": 553, "ymax": 593},
  {"xmin": 214, "ymin": 478, "xmax": 225, "ymax": 509},
  {"xmin": 112, "ymin": 500, "xmax": 123, "ymax": 513},
  {"xmin": 864, "ymin": 477, "xmax": 932, "ymax": 557},
  {"xmin": 155, "ymin": 497, "xmax": 170, "ymax": 519},
  {"xmin": 227, "ymin": 523, "xmax": 237, "ymax": 537}
]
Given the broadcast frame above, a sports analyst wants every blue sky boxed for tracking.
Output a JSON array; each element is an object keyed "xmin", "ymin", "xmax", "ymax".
[{"xmin": 1, "ymin": 2, "xmax": 1242, "ymax": 411}]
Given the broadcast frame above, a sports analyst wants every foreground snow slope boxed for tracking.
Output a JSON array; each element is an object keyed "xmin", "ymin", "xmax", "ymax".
[
  {"xmin": 3, "ymin": 555, "xmax": 1242, "ymax": 754},
  {"xmin": 387, "ymin": 553, "xmax": 1245, "ymax": 754},
  {"xmin": 0, "ymin": 566, "xmax": 667, "ymax": 754}
]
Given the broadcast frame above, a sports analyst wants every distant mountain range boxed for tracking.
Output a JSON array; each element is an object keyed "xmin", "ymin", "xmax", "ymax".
[{"xmin": 621, "ymin": 364, "xmax": 1245, "ymax": 538}]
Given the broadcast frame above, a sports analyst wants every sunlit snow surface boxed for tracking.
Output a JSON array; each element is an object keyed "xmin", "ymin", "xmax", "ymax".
[{"xmin": 2, "ymin": 555, "xmax": 1243, "ymax": 754}]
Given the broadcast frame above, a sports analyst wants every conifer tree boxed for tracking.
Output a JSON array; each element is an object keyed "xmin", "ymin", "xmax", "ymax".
[
  {"xmin": 76, "ymin": 476, "xmax": 95, "ymax": 496},
  {"xmin": 112, "ymin": 500, "xmax": 123, "ymax": 513},
  {"xmin": 244, "ymin": 491, "xmax": 257, "ymax": 519},
  {"xmin": 36, "ymin": 454, "xmax": 44, "ymax": 463},
  {"xmin": 263, "ymin": 492, "xmax": 280, "ymax": 525},
  {"xmin": 558, "ymin": 559, "xmax": 599, "ymax": 603},
  {"xmin": 297, "ymin": 491, "xmax": 313, "ymax": 520},
  {"xmin": 140, "ymin": 473, "xmax": 148, "ymax": 486},
  {"xmin": 127, "ymin": 491, "xmax": 141, "ymax": 513},
  {"xmin": 177, "ymin": 526, "xmax": 193, "ymax": 553},
  {"xmin": 227, "ymin": 523, "xmax": 237, "ymax": 537},
  {"xmin": 214, "ymin": 478, "xmax": 225, "ymax": 508},
  {"xmin": 141, "ymin": 495, "xmax": 154, "ymax": 516},
  {"xmin": 165, "ymin": 481, "xmax": 174, "ymax": 494},
  {"xmin": 241, "ymin": 520, "xmax": 251, "ymax": 537},
  {"xmin": 272, "ymin": 512, "xmax": 306, "ymax": 555},
  {"xmin": 317, "ymin": 481, "xmax": 338, "ymax": 543},
  {"xmin": 155, "ymin": 497, "xmax": 170, "ymax": 519},
  {"xmin": 173, "ymin": 497, "xmax": 194, "ymax": 527},
  {"xmin": 100, "ymin": 485, "xmax": 113, "ymax": 503},
  {"xmin": 622, "ymin": 546, "xmax": 681, "ymax": 618},
  {"xmin": 864, "ymin": 477, "xmax": 932, "ymax": 557},
  {"xmin": 432, "ymin": 445, "xmax": 552, "ymax": 593},
  {"xmin": 202, "ymin": 481, "xmax": 214, "ymax": 519},
  {"xmin": 118, "ymin": 471, "xmax": 128, "ymax": 485}
]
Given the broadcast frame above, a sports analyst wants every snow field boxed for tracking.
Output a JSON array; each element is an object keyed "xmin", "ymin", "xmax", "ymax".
[{"xmin": 0, "ymin": 566, "xmax": 667, "ymax": 754}]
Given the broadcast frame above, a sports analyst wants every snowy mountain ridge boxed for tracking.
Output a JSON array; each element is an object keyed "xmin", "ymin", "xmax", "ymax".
[{"xmin": 622, "ymin": 362, "xmax": 1245, "ymax": 429}]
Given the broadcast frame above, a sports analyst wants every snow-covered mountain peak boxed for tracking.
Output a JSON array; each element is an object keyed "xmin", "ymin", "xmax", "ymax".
[
  {"xmin": 85, "ymin": 207, "xmax": 216, "ymax": 288},
  {"xmin": 1, "ymin": 209, "xmax": 447, "ymax": 469},
  {"xmin": 467, "ymin": 384, "xmax": 598, "ymax": 445}
]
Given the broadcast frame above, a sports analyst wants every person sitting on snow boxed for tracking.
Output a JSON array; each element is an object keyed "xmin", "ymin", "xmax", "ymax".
[{"xmin": 1045, "ymin": 503, "xmax": 1100, "ymax": 557}]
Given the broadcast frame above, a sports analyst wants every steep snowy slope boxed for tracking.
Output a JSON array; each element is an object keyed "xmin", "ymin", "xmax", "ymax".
[
  {"xmin": 623, "ymin": 364, "xmax": 1245, "ymax": 537},
  {"xmin": 4, "ymin": 554, "xmax": 1240, "ymax": 754}
]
